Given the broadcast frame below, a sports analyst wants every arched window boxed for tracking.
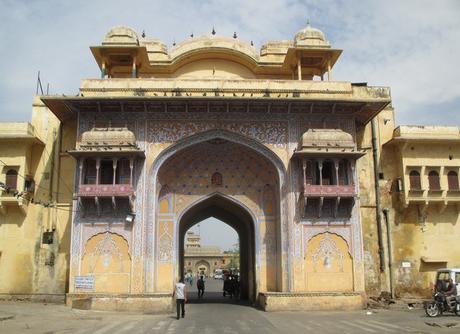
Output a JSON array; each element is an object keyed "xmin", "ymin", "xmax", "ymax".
[
  {"xmin": 428, "ymin": 171, "xmax": 440, "ymax": 190},
  {"xmin": 448, "ymin": 171, "xmax": 459, "ymax": 190},
  {"xmin": 116, "ymin": 158, "xmax": 131, "ymax": 184},
  {"xmin": 211, "ymin": 172, "xmax": 223, "ymax": 186},
  {"xmin": 409, "ymin": 170, "xmax": 421, "ymax": 190},
  {"xmin": 321, "ymin": 160, "xmax": 335, "ymax": 185},
  {"xmin": 99, "ymin": 160, "xmax": 114, "ymax": 184},
  {"xmin": 84, "ymin": 159, "xmax": 97, "ymax": 184},
  {"xmin": 5, "ymin": 169, "xmax": 18, "ymax": 190},
  {"xmin": 338, "ymin": 159, "xmax": 349, "ymax": 185}
]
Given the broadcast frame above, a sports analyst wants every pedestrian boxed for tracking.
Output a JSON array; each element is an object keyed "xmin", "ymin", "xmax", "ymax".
[
  {"xmin": 197, "ymin": 275, "xmax": 205, "ymax": 298},
  {"xmin": 223, "ymin": 275, "xmax": 233, "ymax": 298},
  {"xmin": 172, "ymin": 277, "xmax": 187, "ymax": 320}
]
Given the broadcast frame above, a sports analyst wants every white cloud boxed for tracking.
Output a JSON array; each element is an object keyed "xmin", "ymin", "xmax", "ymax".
[{"xmin": 0, "ymin": 0, "xmax": 459, "ymax": 125}]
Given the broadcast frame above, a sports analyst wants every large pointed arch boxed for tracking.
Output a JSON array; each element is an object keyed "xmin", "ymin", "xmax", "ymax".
[{"xmin": 144, "ymin": 129, "xmax": 288, "ymax": 293}]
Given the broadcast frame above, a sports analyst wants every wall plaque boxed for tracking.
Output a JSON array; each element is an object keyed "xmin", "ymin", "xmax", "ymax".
[{"xmin": 75, "ymin": 275, "xmax": 95, "ymax": 290}]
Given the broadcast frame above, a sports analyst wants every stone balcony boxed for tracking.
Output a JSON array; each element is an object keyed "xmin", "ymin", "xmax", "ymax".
[
  {"xmin": 0, "ymin": 192, "xmax": 28, "ymax": 215},
  {"xmin": 405, "ymin": 188, "xmax": 460, "ymax": 206},
  {"xmin": 304, "ymin": 184, "xmax": 356, "ymax": 198},
  {"xmin": 77, "ymin": 184, "xmax": 134, "ymax": 197}
]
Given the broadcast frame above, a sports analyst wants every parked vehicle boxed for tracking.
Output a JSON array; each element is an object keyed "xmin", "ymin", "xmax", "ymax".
[
  {"xmin": 213, "ymin": 269, "xmax": 223, "ymax": 279},
  {"xmin": 425, "ymin": 268, "xmax": 460, "ymax": 317},
  {"xmin": 434, "ymin": 268, "xmax": 460, "ymax": 296},
  {"xmin": 425, "ymin": 292, "xmax": 460, "ymax": 317}
]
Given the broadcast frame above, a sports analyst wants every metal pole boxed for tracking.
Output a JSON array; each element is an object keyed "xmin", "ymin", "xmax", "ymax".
[
  {"xmin": 383, "ymin": 208, "xmax": 394, "ymax": 298},
  {"xmin": 371, "ymin": 118, "xmax": 385, "ymax": 272}
]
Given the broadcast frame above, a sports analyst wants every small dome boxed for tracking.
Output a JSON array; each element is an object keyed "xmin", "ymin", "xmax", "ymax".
[
  {"xmin": 294, "ymin": 22, "xmax": 330, "ymax": 48},
  {"xmin": 102, "ymin": 26, "xmax": 139, "ymax": 46},
  {"xmin": 79, "ymin": 127, "xmax": 137, "ymax": 151},
  {"xmin": 301, "ymin": 129, "xmax": 354, "ymax": 149}
]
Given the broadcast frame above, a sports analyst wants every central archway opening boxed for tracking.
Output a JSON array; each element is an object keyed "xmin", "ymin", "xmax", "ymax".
[{"xmin": 178, "ymin": 194, "xmax": 256, "ymax": 302}]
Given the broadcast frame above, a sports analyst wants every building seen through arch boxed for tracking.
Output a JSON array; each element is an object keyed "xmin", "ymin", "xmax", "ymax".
[
  {"xmin": 183, "ymin": 231, "xmax": 238, "ymax": 278},
  {"xmin": 1, "ymin": 24, "xmax": 460, "ymax": 313}
]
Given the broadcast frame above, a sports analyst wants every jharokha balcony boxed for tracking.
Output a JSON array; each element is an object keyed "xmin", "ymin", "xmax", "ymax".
[
  {"xmin": 304, "ymin": 184, "xmax": 356, "ymax": 197},
  {"xmin": 292, "ymin": 128, "xmax": 364, "ymax": 219},
  {"xmin": 77, "ymin": 184, "xmax": 134, "ymax": 197},
  {"xmin": 68, "ymin": 126, "xmax": 144, "ymax": 215}
]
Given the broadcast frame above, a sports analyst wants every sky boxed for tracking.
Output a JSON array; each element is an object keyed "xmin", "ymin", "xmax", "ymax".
[
  {"xmin": 0, "ymin": 0, "xmax": 459, "ymax": 125},
  {"xmin": 188, "ymin": 218, "xmax": 239, "ymax": 251},
  {"xmin": 1, "ymin": 1, "xmax": 458, "ymax": 250}
]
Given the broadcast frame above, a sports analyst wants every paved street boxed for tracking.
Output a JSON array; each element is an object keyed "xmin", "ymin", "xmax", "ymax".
[{"xmin": 1, "ymin": 299, "xmax": 460, "ymax": 334}]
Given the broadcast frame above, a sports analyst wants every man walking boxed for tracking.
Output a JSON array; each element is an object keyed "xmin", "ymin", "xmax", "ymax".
[
  {"xmin": 172, "ymin": 278, "xmax": 187, "ymax": 319},
  {"xmin": 197, "ymin": 275, "xmax": 205, "ymax": 298}
]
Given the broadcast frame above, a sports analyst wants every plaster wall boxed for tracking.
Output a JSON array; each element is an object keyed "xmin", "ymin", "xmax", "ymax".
[
  {"xmin": 0, "ymin": 98, "xmax": 75, "ymax": 297},
  {"xmin": 380, "ymin": 137, "xmax": 460, "ymax": 298}
]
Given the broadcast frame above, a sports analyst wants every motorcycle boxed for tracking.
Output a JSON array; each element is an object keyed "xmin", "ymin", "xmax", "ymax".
[{"xmin": 425, "ymin": 292, "xmax": 460, "ymax": 317}]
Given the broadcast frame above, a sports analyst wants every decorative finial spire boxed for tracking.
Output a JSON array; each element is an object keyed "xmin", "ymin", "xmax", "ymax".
[
  {"xmin": 211, "ymin": 26, "xmax": 216, "ymax": 35},
  {"xmin": 172, "ymin": 39, "xmax": 176, "ymax": 46},
  {"xmin": 307, "ymin": 19, "xmax": 311, "ymax": 26},
  {"xmin": 190, "ymin": 32, "xmax": 194, "ymax": 38},
  {"xmin": 141, "ymin": 30, "xmax": 146, "ymax": 38},
  {"xmin": 233, "ymin": 32, "xmax": 237, "ymax": 39},
  {"xmin": 250, "ymin": 40, "xmax": 254, "ymax": 46}
]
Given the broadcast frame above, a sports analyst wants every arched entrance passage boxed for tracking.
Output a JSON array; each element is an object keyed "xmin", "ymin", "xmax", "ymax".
[
  {"xmin": 149, "ymin": 130, "xmax": 287, "ymax": 297},
  {"xmin": 179, "ymin": 194, "xmax": 256, "ymax": 301}
]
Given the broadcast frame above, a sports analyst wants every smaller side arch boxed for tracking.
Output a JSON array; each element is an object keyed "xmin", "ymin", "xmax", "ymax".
[
  {"xmin": 304, "ymin": 232, "xmax": 353, "ymax": 292},
  {"xmin": 81, "ymin": 232, "xmax": 132, "ymax": 294}
]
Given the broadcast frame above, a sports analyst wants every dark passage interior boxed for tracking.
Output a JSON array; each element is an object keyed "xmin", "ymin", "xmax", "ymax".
[{"xmin": 178, "ymin": 195, "xmax": 256, "ymax": 302}]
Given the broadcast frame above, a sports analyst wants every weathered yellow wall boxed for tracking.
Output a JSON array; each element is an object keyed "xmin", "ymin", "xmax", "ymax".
[
  {"xmin": 0, "ymin": 97, "xmax": 75, "ymax": 297},
  {"xmin": 173, "ymin": 59, "xmax": 256, "ymax": 79},
  {"xmin": 381, "ymin": 134, "xmax": 460, "ymax": 298},
  {"xmin": 357, "ymin": 106, "xmax": 396, "ymax": 297}
]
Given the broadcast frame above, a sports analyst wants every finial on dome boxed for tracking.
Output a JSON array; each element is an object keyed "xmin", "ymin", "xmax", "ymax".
[
  {"xmin": 306, "ymin": 19, "xmax": 310, "ymax": 27},
  {"xmin": 190, "ymin": 32, "xmax": 194, "ymax": 38},
  {"xmin": 212, "ymin": 27, "xmax": 216, "ymax": 35},
  {"xmin": 172, "ymin": 39, "xmax": 176, "ymax": 46},
  {"xmin": 141, "ymin": 30, "xmax": 146, "ymax": 38},
  {"xmin": 233, "ymin": 32, "xmax": 237, "ymax": 39}
]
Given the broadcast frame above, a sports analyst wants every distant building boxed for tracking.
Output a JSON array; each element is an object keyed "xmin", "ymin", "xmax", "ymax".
[{"xmin": 183, "ymin": 231, "xmax": 235, "ymax": 276}]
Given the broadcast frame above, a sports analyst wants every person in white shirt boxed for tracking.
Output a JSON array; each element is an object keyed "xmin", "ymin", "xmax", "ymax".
[{"xmin": 172, "ymin": 278, "xmax": 187, "ymax": 319}]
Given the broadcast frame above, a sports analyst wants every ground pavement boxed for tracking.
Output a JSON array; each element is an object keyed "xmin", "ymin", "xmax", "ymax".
[{"xmin": 0, "ymin": 280, "xmax": 458, "ymax": 334}]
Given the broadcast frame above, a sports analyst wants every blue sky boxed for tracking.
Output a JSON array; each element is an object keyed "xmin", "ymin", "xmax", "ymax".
[{"xmin": 0, "ymin": 0, "xmax": 459, "ymax": 125}]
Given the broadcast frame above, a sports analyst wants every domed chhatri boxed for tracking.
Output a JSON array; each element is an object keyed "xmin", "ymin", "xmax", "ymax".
[
  {"xmin": 294, "ymin": 21, "xmax": 331, "ymax": 48},
  {"xmin": 102, "ymin": 26, "xmax": 139, "ymax": 46}
]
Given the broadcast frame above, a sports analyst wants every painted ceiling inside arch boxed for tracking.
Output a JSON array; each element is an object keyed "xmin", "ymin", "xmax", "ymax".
[{"xmin": 157, "ymin": 140, "xmax": 278, "ymax": 216}]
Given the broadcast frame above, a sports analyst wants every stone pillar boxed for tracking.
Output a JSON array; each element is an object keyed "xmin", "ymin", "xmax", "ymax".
[
  {"xmin": 327, "ymin": 59, "xmax": 332, "ymax": 81},
  {"xmin": 334, "ymin": 160, "xmax": 339, "ymax": 185},
  {"xmin": 318, "ymin": 160, "xmax": 323, "ymax": 186},
  {"xmin": 132, "ymin": 57, "xmax": 137, "ymax": 78},
  {"xmin": 78, "ymin": 158, "xmax": 84, "ymax": 186},
  {"xmin": 112, "ymin": 158, "xmax": 118, "ymax": 185},
  {"xmin": 302, "ymin": 159, "xmax": 307, "ymax": 190},
  {"xmin": 129, "ymin": 158, "xmax": 134, "ymax": 186},
  {"xmin": 96, "ymin": 158, "xmax": 100, "ymax": 185},
  {"xmin": 350, "ymin": 160, "xmax": 356, "ymax": 185},
  {"xmin": 101, "ymin": 60, "xmax": 106, "ymax": 79},
  {"xmin": 297, "ymin": 57, "xmax": 302, "ymax": 81}
]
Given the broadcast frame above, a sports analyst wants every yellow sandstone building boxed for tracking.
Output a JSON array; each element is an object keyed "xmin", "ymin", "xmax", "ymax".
[{"xmin": 0, "ymin": 24, "xmax": 459, "ymax": 311}]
